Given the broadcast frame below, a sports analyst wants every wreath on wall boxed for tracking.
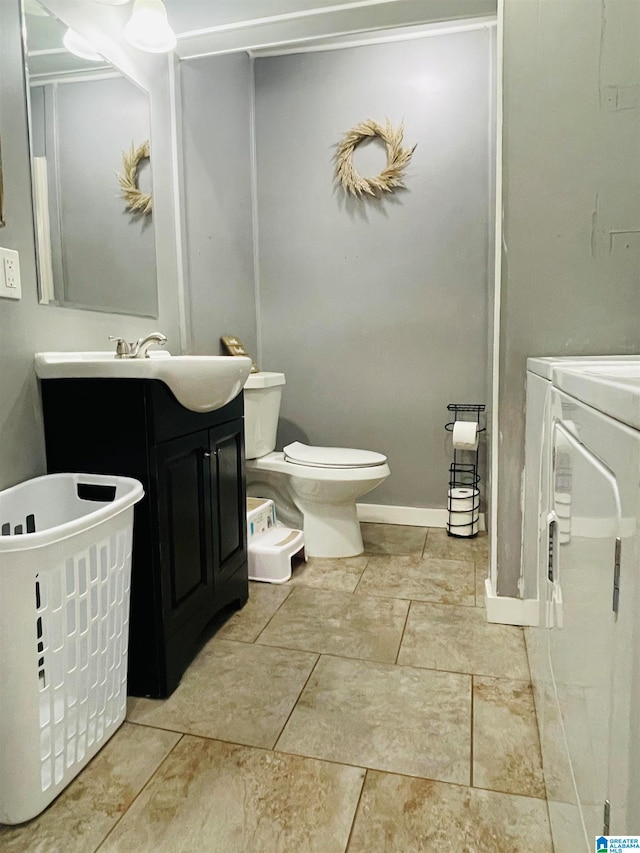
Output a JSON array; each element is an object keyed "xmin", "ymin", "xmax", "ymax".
[
  {"xmin": 334, "ymin": 119, "xmax": 416, "ymax": 198},
  {"xmin": 118, "ymin": 140, "xmax": 152, "ymax": 215}
]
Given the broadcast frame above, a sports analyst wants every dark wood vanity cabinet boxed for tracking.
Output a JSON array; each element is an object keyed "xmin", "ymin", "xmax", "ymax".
[{"xmin": 40, "ymin": 379, "xmax": 248, "ymax": 698}]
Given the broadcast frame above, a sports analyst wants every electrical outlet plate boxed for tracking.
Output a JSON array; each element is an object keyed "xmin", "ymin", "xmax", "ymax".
[{"xmin": 0, "ymin": 247, "xmax": 21, "ymax": 300}]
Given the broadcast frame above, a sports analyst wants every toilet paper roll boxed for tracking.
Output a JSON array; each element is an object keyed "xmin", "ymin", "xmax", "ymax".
[
  {"xmin": 452, "ymin": 421, "xmax": 479, "ymax": 451},
  {"xmin": 448, "ymin": 519, "xmax": 479, "ymax": 537},
  {"xmin": 448, "ymin": 485, "xmax": 480, "ymax": 538},
  {"xmin": 450, "ymin": 510, "xmax": 477, "ymax": 526},
  {"xmin": 448, "ymin": 488, "xmax": 479, "ymax": 512},
  {"xmin": 448, "ymin": 487, "xmax": 476, "ymax": 501}
]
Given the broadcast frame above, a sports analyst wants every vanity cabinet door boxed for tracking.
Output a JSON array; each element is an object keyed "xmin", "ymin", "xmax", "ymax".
[
  {"xmin": 208, "ymin": 419, "xmax": 246, "ymax": 587},
  {"xmin": 155, "ymin": 429, "xmax": 215, "ymax": 638}
]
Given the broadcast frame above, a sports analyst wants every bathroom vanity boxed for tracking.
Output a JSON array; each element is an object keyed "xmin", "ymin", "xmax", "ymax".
[{"xmin": 39, "ymin": 377, "xmax": 248, "ymax": 698}]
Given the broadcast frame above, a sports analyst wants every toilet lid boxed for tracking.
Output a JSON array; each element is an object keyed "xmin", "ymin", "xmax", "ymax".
[{"xmin": 283, "ymin": 442, "xmax": 387, "ymax": 469}]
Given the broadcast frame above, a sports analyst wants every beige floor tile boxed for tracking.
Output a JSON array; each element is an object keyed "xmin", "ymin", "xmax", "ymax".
[
  {"xmin": 424, "ymin": 528, "xmax": 489, "ymax": 562},
  {"xmin": 215, "ymin": 581, "xmax": 291, "ymax": 642},
  {"xmin": 473, "ymin": 676, "xmax": 546, "ymax": 799},
  {"xmin": 361, "ymin": 523, "xmax": 427, "ymax": 556},
  {"xmin": 476, "ymin": 562, "xmax": 488, "ymax": 606},
  {"xmin": 357, "ymin": 554, "xmax": 475, "ymax": 605},
  {"xmin": 398, "ymin": 601, "xmax": 530, "ymax": 680},
  {"xmin": 347, "ymin": 770, "xmax": 553, "ymax": 852},
  {"xmin": 423, "ymin": 527, "xmax": 490, "ymax": 607},
  {"xmin": 98, "ymin": 736, "xmax": 364, "ymax": 853},
  {"xmin": 257, "ymin": 586, "xmax": 409, "ymax": 663},
  {"xmin": 127, "ymin": 639, "xmax": 317, "ymax": 749},
  {"xmin": 0, "ymin": 723, "xmax": 179, "ymax": 853},
  {"xmin": 276, "ymin": 655, "xmax": 471, "ymax": 784},
  {"xmin": 288, "ymin": 555, "xmax": 369, "ymax": 592}
]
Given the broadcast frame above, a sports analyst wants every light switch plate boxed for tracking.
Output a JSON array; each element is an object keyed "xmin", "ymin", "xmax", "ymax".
[{"xmin": 0, "ymin": 247, "xmax": 21, "ymax": 299}]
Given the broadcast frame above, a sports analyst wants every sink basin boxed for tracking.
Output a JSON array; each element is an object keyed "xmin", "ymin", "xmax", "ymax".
[{"xmin": 34, "ymin": 351, "xmax": 252, "ymax": 413}]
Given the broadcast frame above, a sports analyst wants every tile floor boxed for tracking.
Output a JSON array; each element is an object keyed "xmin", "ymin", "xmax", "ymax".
[{"xmin": 0, "ymin": 524, "xmax": 553, "ymax": 852}]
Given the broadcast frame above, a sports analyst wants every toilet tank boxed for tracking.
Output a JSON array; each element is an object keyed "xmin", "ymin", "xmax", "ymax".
[{"xmin": 243, "ymin": 372, "xmax": 286, "ymax": 459}]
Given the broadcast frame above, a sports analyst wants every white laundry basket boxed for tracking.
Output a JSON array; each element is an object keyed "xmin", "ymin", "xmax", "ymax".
[{"xmin": 0, "ymin": 472, "xmax": 144, "ymax": 825}]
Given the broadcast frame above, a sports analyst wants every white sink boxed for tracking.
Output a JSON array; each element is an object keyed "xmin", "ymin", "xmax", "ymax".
[{"xmin": 34, "ymin": 351, "xmax": 252, "ymax": 413}]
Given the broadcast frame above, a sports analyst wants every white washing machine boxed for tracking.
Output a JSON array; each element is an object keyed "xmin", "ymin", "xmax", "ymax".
[
  {"xmin": 523, "ymin": 358, "xmax": 638, "ymax": 775},
  {"xmin": 524, "ymin": 358, "xmax": 640, "ymax": 851},
  {"xmin": 523, "ymin": 356, "xmax": 638, "ymax": 607}
]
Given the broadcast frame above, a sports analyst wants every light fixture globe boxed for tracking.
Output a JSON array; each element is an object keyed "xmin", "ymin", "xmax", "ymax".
[
  {"xmin": 62, "ymin": 28, "xmax": 103, "ymax": 61},
  {"xmin": 124, "ymin": 0, "xmax": 177, "ymax": 53}
]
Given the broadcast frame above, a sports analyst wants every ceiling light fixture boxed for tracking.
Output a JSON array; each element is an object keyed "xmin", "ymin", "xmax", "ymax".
[
  {"xmin": 62, "ymin": 28, "xmax": 104, "ymax": 62},
  {"xmin": 123, "ymin": 0, "xmax": 176, "ymax": 54}
]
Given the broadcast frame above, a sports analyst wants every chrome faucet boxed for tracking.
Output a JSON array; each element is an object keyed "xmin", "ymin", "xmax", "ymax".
[
  {"xmin": 132, "ymin": 332, "xmax": 168, "ymax": 358},
  {"xmin": 109, "ymin": 332, "xmax": 168, "ymax": 358}
]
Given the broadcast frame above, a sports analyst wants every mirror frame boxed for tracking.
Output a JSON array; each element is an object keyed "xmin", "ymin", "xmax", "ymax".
[{"xmin": 0, "ymin": 136, "xmax": 5, "ymax": 228}]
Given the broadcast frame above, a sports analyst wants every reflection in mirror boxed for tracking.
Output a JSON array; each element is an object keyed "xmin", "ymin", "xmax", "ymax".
[{"xmin": 22, "ymin": 1, "xmax": 158, "ymax": 317}]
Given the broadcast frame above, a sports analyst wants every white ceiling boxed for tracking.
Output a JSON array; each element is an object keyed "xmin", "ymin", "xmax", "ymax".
[
  {"xmin": 165, "ymin": 0, "xmax": 497, "ymax": 59},
  {"xmin": 24, "ymin": 0, "xmax": 497, "ymax": 79}
]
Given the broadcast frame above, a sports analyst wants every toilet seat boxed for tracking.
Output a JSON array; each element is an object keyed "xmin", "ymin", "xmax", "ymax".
[{"xmin": 283, "ymin": 442, "xmax": 387, "ymax": 469}]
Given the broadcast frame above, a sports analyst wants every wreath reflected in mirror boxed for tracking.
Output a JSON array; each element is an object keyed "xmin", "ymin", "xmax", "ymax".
[
  {"xmin": 118, "ymin": 140, "xmax": 152, "ymax": 216},
  {"xmin": 334, "ymin": 119, "xmax": 416, "ymax": 198}
]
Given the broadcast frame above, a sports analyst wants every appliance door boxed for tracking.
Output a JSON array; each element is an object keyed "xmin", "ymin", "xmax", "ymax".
[{"xmin": 546, "ymin": 416, "xmax": 621, "ymax": 849}]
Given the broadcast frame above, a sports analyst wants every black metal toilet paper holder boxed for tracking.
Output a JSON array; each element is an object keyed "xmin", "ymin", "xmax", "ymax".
[{"xmin": 445, "ymin": 403, "xmax": 485, "ymax": 538}]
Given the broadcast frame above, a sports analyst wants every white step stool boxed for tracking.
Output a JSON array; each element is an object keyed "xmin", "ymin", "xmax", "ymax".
[{"xmin": 247, "ymin": 498, "xmax": 305, "ymax": 583}]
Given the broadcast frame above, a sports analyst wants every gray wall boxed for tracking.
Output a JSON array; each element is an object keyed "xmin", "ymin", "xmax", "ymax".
[
  {"xmin": 0, "ymin": 0, "xmax": 181, "ymax": 493},
  {"xmin": 254, "ymin": 31, "xmax": 494, "ymax": 508},
  {"xmin": 497, "ymin": 0, "xmax": 640, "ymax": 595},
  {"xmin": 180, "ymin": 53, "xmax": 256, "ymax": 356}
]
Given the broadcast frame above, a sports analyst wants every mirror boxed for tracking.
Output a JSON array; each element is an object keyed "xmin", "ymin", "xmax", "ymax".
[
  {"xmin": 20, "ymin": 0, "xmax": 495, "ymax": 322},
  {"xmin": 22, "ymin": 1, "xmax": 158, "ymax": 317}
]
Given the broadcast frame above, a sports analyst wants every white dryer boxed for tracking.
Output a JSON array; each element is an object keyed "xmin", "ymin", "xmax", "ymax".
[
  {"xmin": 523, "ymin": 356, "xmax": 635, "ymax": 730},
  {"xmin": 523, "ymin": 356, "xmax": 637, "ymax": 607},
  {"xmin": 525, "ymin": 358, "xmax": 640, "ymax": 851}
]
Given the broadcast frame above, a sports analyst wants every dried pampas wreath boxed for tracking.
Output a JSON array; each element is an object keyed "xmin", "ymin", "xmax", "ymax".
[
  {"xmin": 118, "ymin": 140, "xmax": 152, "ymax": 215},
  {"xmin": 335, "ymin": 119, "xmax": 416, "ymax": 198}
]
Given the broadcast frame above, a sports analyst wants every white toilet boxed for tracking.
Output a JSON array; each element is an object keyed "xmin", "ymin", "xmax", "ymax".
[{"xmin": 244, "ymin": 372, "xmax": 390, "ymax": 558}]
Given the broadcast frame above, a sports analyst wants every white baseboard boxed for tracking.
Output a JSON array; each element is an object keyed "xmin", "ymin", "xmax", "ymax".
[
  {"xmin": 484, "ymin": 578, "xmax": 539, "ymax": 626},
  {"xmin": 357, "ymin": 503, "xmax": 486, "ymax": 530},
  {"xmin": 357, "ymin": 503, "xmax": 447, "ymax": 527}
]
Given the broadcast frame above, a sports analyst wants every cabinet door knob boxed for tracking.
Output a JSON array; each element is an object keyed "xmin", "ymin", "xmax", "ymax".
[{"xmin": 203, "ymin": 451, "xmax": 212, "ymax": 458}]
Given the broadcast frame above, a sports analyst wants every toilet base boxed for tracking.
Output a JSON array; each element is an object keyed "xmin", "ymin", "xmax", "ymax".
[{"xmin": 301, "ymin": 503, "xmax": 364, "ymax": 558}]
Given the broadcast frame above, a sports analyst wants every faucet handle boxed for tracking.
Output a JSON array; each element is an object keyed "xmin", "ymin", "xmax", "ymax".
[{"xmin": 109, "ymin": 336, "xmax": 132, "ymax": 357}]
